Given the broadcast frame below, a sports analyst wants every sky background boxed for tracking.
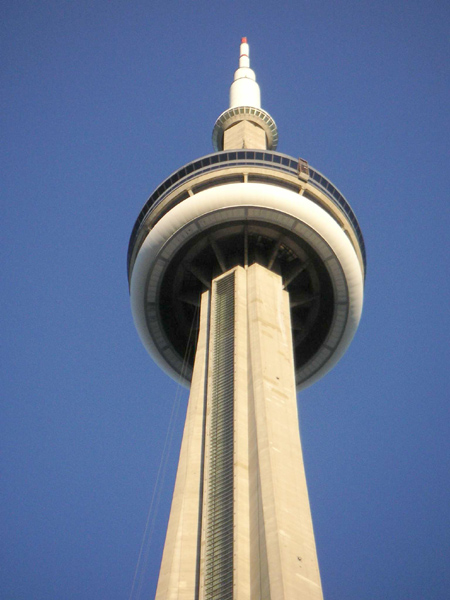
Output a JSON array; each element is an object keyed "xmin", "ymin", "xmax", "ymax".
[{"xmin": 2, "ymin": 1, "xmax": 450, "ymax": 599}]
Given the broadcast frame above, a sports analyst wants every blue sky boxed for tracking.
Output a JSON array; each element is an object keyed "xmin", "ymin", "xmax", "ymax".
[{"xmin": 2, "ymin": 1, "xmax": 449, "ymax": 599}]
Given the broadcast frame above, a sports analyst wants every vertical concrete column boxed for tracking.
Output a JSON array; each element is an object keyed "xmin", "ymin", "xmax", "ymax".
[
  {"xmin": 199, "ymin": 267, "xmax": 252, "ymax": 600},
  {"xmin": 200, "ymin": 271, "xmax": 236, "ymax": 600},
  {"xmin": 155, "ymin": 263, "xmax": 322, "ymax": 600},
  {"xmin": 247, "ymin": 263, "xmax": 323, "ymax": 600},
  {"xmin": 232, "ymin": 268, "xmax": 251, "ymax": 600},
  {"xmin": 155, "ymin": 291, "xmax": 210, "ymax": 600}
]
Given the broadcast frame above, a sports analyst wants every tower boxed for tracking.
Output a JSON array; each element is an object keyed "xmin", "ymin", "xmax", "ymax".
[{"xmin": 128, "ymin": 38, "xmax": 365, "ymax": 600}]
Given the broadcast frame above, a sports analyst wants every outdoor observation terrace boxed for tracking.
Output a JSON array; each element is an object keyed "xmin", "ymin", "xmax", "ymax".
[{"xmin": 127, "ymin": 150, "xmax": 366, "ymax": 284}]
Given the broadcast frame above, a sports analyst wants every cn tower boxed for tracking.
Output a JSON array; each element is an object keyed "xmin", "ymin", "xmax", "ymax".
[{"xmin": 128, "ymin": 38, "xmax": 365, "ymax": 600}]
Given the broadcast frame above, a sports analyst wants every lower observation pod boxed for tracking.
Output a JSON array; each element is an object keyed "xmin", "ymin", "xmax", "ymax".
[{"xmin": 129, "ymin": 155, "xmax": 365, "ymax": 390}]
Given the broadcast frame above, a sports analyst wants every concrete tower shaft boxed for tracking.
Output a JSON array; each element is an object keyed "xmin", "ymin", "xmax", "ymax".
[{"xmin": 155, "ymin": 264, "xmax": 323, "ymax": 599}]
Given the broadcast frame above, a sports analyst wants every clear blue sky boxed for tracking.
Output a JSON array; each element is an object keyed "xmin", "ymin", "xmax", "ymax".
[{"xmin": 2, "ymin": 1, "xmax": 449, "ymax": 599}]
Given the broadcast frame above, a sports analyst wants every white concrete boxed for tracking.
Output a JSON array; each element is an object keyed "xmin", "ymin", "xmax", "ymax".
[
  {"xmin": 223, "ymin": 120, "xmax": 266, "ymax": 150},
  {"xmin": 246, "ymin": 264, "xmax": 323, "ymax": 599}
]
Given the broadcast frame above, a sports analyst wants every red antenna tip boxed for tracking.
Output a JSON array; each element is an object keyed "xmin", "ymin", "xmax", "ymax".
[{"xmin": 241, "ymin": 37, "xmax": 247, "ymax": 43}]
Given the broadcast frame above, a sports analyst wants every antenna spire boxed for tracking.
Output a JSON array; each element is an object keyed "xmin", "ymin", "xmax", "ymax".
[{"xmin": 230, "ymin": 37, "xmax": 260, "ymax": 108}]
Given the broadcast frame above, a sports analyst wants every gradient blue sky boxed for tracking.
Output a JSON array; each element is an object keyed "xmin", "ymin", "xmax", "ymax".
[{"xmin": 2, "ymin": 1, "xmax": 449, "ymax": 599}]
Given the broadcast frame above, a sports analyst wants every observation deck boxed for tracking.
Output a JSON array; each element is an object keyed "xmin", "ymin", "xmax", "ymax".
[
  {"xmin": 128, "ymin": 150, "xmax": 365, "ymax": 390},
  {"xmin": 128, "ymin": 150, "xmax": 366, "ymax": 280}
]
